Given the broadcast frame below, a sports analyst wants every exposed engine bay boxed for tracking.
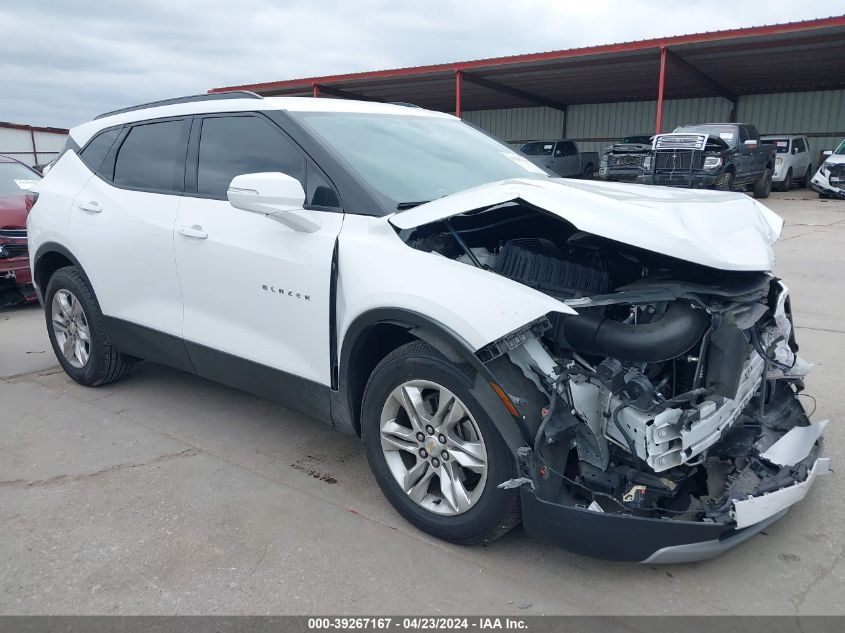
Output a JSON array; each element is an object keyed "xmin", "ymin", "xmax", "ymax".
[{"xmin": 399, "ymin": 201, "xmax": 826, "ymax": 534}]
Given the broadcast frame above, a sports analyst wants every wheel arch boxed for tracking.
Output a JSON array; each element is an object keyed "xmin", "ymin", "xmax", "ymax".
[
  {"xmin": 32, "ymin": 242, "xmax": 88, "ymax": 303},
  {"xmin": 333, "ymin": 308, "xmax": 531, "ymax": 452}
]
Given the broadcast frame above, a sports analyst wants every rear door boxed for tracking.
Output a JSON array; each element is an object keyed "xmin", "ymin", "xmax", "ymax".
[
  {"xmin": 174, "ymin": 113, "xmax": 343, "ymax": 387},
  {"xmin": 556, "ymin": 141, "xmax": 579, "ymax": 176},
  {"xmin": 68, "ymin": 118, "xmax": 188, "ymax": 339}
]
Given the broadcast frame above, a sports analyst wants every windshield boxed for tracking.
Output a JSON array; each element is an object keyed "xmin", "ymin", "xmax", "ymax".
[
  {"xmin": 620, "ymin": 136, "xmax": 652, "ymax": 144},
  {"xmin": 290, "ymin": 112, "xmax": 549, "ymax": 208},
  {"xmin": 675, "ymin": 125, "xmax": 737, "ymax": 147},
  {"xmin": 834, "ymin": 139, "xmax": 845, "ymax": 156},
  {"xmin": 0, "ymin": 161, "xmax": 40, "ymax": 198},
  {"xmin": 762, "ymin": 138, "xmax": 790, "ymax": 153},
  {"xmin": 520, "ymin": 142, "xmax": 555, "ymax": 155}
]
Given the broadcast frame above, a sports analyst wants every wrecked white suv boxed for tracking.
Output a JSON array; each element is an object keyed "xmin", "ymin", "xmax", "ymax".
[
  {"xmin": 28, "ymin": 93, "xmax": 828, "ymax": 562},
  {"xmin": 811, "ymin": 137, "xmax": 845, "ymax": 199}
]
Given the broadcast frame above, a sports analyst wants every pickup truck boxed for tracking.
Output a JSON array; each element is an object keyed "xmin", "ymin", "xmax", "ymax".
[
  {"xmin": 520, "ymin": 140, "xmax": 599, "ymax": 179},
  {"xmin": 598, "ymin": 135, "xmax": 653, "ymax": 182},
  {"xmin": 637, "ymin": 123, "xmax": 775, "ymax": 198}
]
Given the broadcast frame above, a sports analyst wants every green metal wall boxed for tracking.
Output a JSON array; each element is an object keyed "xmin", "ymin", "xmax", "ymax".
[{"xmin": 463, "ymin": 90, "xmax": 845, "ymax": 159}]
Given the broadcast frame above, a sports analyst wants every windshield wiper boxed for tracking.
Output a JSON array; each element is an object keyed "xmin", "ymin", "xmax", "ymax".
[{"xmin": 396, "ymin": 201, "xmax": 430, "ymax": 210}]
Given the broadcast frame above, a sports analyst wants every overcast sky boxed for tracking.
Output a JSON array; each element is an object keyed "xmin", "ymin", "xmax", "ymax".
[{"xmin": 1, "ymin": 0, "xmax": 843, "ymax": 128}]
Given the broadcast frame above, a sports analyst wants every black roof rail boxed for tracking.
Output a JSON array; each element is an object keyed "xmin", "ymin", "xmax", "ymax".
[
  {"xmin": 388, "ymin": 102, "xmax": 421, "ymax": 108},
  {"xmin": 94, "ymin": 91, "xmax": 263, "ymax": 120}
]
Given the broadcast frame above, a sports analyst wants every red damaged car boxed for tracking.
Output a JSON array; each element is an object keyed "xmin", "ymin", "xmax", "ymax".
[{"xmin": 0, "ymin": 155, "xmax": 41, "ymax": 307}]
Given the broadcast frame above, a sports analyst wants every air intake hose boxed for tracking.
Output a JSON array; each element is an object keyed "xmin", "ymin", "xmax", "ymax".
[{"xmin": 557, "ymin": 301, "xmax": 709, "ymax": 363}]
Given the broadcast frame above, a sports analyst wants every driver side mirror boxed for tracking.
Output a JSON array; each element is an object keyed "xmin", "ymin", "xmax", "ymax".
[
  {"xmin": 227, "ymin": 172, "xmax": 320, "ymax": 233},
  {"xmin": 743, "ymin": 139, "xmax": 758, "ymax": 148}
]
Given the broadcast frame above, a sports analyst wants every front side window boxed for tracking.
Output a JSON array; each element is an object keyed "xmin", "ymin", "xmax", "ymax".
[
  {"xmin": 114, "ymin": 120, "xmax": 185, "ymax": 192},
  {"xmin": 197, "ymin": 115, "xmax": 305, "ymax": 199},
  {"xmin": 0, "ymin": 161, "xmax": 41, "ymax": 198},
  {"xmin": 521, "ymin": 142, "xmax": 554, "ymax": 156},
  {"xmin": 292, "ymin": 112, "xmax": 550, "ymax": 209}
]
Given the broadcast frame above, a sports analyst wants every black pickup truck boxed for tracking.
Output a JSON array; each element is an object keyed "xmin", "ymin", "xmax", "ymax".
[{"xmin": 637, "ymin": 123, "xmax": 775, "ymax": 198}]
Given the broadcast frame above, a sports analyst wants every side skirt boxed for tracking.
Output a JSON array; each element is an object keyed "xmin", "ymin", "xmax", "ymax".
[{"xmin": 103, "ymin": 316, "xmax": 332, "ymax": 423}]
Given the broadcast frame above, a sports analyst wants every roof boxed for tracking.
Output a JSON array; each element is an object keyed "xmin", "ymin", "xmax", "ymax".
[
  {"xmin": 71, "ymin": 96, "xmax": 450, "ymax": 146},
  {"xmin": 210, "ymin": 16, "xmax": 845, "ymax": 111}
]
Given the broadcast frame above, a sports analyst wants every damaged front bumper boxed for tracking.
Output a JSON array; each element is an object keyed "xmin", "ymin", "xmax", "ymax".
[
  {"xmin": 810, "ymin": 168, "xmax": 845, "ymax": 199},
  {"xmin": 519, "ymin": 411, "xmax": 829, "ymax": 563},
  {"xmin": 495, "ymin": 280, "xmax": 829, "ymax": 563}
]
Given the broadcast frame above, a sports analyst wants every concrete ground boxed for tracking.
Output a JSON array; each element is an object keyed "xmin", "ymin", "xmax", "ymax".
[{"xmin": 1, "ymin": 190, "xmax": 843, "ymax": 615}]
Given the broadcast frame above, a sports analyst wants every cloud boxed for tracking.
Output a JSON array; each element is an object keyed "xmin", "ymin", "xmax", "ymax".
[{"xmin": 1, "ymin": 0, "xmax": 842, "ymax": 127}]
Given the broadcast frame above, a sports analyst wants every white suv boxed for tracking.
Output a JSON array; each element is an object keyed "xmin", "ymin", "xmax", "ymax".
[
  {"xmin": 761, "ymin": 134, "xmax": 813, "ymax": 190},
  {"xmin": 28, "ymin": 93, "xmax": 828, "ymax": 563}
]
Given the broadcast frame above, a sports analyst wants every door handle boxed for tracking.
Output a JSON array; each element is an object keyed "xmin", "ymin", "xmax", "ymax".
[
  {"xmin": 178, "ymin": 224, "xmax": 208, "ymax": 239},
  {"xmin": 76, "ymin": 200, "xmax": 102, "ymax": 213}
]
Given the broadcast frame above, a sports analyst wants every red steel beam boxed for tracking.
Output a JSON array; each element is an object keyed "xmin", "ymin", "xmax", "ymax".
[
  {"xmin": 455, "ymin": 70, "xmax": 462, "ymax": 117},
  {"xmin": 655, "ymin": 47, "xmax": 667, "ymax": 134},
  {"xmin": 209, "ymin": 16, "xmax": 845, "ymax": 94},
  {"xmin": 312, "ymin": 83, "xmax": 319, "ymax": 98}
]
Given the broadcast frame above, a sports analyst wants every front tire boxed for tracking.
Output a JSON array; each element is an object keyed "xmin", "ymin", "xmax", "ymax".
[
  {"xmin": 45, "ymin": 266, "xmax": 130, "ymax": 386},
  {"xmin": 361, "ymin": 341, "xmax": 520, "ymax": 545},
  {"xmin": 715, "ymin": 172, "xmax": 735, "ymax": 191},
  {"xmin": 753, "ymin": 167, "xmax": 773, "ymax": 198},
  {"xmin": 777, "ymin": 168, "xmax": 792, "ymax": 191}
]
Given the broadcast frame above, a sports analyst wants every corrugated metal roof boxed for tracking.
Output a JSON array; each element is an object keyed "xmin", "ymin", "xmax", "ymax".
[{"xmin": 211, "ymin": 16, "xmax": 845, "ymax": 112}]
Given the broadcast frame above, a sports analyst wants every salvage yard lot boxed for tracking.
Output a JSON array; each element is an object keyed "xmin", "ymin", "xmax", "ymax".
[{"xmin": 1, "ymin": 190, "xmax": 843, "ymax": 615}]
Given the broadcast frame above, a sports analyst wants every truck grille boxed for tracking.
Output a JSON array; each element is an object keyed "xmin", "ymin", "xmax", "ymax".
[
  {"xmin": 607, "ymin": 154, "xmax": 643, "ymax": 167},
  {"xmin": 654, "ymin": 134, "xmax": 708, "ymax": 151},
  {"xmin": 828, "ymin": 164, "xmax": 845, "ymax": 179},
  {"xmin": 654, "ymin": 151, "xmax": 704, "ymax": 172}
]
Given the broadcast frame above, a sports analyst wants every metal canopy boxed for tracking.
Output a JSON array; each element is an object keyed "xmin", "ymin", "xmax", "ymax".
[{"xmin": 211, "ymin": 16, "xmax": 845, "ymax": 132}]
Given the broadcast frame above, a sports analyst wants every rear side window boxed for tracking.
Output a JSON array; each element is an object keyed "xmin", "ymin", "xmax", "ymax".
[
  {"xmin": 556, "ymin": 142, "xmax": 577, "ymax": 157},
  {"xmin": 114, "ymin": 120, "xmax": 185, "ymax": 192},
  {"xmin": 197, "ymin": 115, "xmax": 305, "ymax": 199},
  {"xmin": 80, "ymin": 128, "xmax": 120, "ymax": 173}
]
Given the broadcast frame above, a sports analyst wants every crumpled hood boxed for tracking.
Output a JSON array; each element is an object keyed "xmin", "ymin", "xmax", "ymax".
[{"xmin": 389, "ymin": 178, "xmax": 783, "ymax": 272}]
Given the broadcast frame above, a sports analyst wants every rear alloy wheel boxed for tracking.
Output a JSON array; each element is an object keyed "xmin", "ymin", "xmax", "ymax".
[
  {"xmin": 51, "ymin": 289, "xmax": 91, "ymax": 369},
  {"xmin": 362, "ymin": 341, "xmax": 520, "ymax": 544},
  {"xmin": 778, "ymin": 168, "xmax": 792, "ymax": 192},
  {"xmin": 753, "ymin": 167, "xmax": 773, "ymax": 199},
  {"xmin": 45, "ymin": 266, "xmax": 131, "ymax": 386}
]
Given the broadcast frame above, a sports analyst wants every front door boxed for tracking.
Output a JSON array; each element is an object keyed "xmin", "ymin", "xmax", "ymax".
[{"xmin": 174, "ymin": 113, "xmax": 343, "ymax": 388}]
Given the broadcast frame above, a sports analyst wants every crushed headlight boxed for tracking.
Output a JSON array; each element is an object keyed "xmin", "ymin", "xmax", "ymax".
[
  {"xmin": 703, "ymin": 156, "xmax": 723, "ymax": 168},
  {"xmin": 642, "ymin": 156, "xmax": 652, "ymax": 170}
]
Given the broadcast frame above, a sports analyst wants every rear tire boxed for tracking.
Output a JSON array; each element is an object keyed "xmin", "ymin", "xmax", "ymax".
[
  {"xmin": 45, "ymin": 266, "xmax": 130, "ymax": 387},
  {"xmin": 581, "ymin": 164, "xmax": 595, "ymax": 179},
  {"xmin": 361, "ymin": 341, "xmax": 521, "ymax": 545},
  {"xmin": 715, "ymin": 172, "xmax": 735, "ymax": 191},
  {"xmin": 753, "ymin": 167, "xmax": 773, "ymax": 199},
  {"xmin": 777, "ymin": 168, "xmax": 792, "ymax": 192}
]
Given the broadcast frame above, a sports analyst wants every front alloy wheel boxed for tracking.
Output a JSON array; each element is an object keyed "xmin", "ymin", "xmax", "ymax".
[
  {"xmin": 380, "ymin": 380, "xmax": 488, "ymax": 515},
  {"xmin": 361, "ymin": 341, "xmax": 521, "ymax": 545},
  {"xmin": 51, "ymin": 289, "xmax": 91, "ymax": 368}
]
